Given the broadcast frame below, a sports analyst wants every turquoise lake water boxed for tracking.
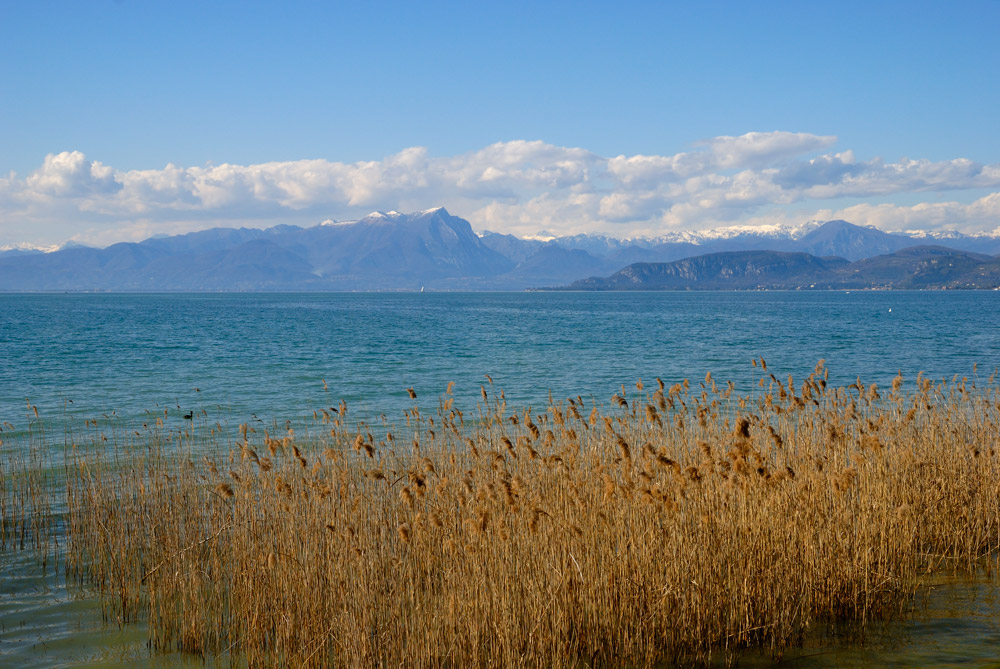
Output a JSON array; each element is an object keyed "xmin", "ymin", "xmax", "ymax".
[
  {"xmin": 2, "ymin": 291, "xmax": 1000, "ymax": 665},
  {"xmin": 3, "ymin": 291, "xmax": 998, "ymax": 431}
]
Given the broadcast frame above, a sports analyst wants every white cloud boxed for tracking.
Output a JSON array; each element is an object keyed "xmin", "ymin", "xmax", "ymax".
[
  {"xmin": 24, "ymin": 151, "xmax": 120, "ymax": 198},
  {"xmin": 796, "ymin": 157, "xmax": 1000, "ymax": 199},
  {"xmin": 712, "ymin": 192, "xmax": 1000, "ymax": 237},
  {"xmin": 827, "ymin": 192, "xmax": 1000, "ymax": 234},
  {"xmin": 1, "ymin": 133, "xmax": 999, "ymax": 246},
  {"xmin": 701, "ymin": 131, "xmax": 838, "ymax": 169}
]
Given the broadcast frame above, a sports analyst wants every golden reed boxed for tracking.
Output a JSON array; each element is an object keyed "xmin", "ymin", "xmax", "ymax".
[{"xmin": 3, "ymin": 361, "xmax": 1000, "ymax": 666}]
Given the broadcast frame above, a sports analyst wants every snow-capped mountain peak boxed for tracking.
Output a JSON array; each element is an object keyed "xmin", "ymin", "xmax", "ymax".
[{"xmin": 0, "ymin": 241, "xmax": 69, "ymax": 254}]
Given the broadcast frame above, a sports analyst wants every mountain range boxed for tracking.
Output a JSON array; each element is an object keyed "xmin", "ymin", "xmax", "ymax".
[
  {"xmin": 561, "ymin": 246, "xmax": 1000, "ymax": 291},
  {"xmin": 1, "ymin": 207, "xmax": 999, "ymax": 291}
]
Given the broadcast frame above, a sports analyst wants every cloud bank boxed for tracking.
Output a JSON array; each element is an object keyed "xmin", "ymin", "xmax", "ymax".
[{"xmin": 2, "ymin": 131, "xmax": 999, "ymax": 246}]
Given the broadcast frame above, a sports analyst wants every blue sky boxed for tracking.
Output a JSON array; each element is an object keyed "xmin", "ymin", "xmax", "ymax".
[{"xmin": 2, "ymin": 0, "xmax": 999, "ymax": 247}]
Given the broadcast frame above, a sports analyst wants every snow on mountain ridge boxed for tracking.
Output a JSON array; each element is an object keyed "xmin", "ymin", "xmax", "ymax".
[
  {"xmin": 361, "ymin": 210, "xmax": 403, "ymax": 221},
  {"xmin": 1, "ymin": 242, "xmax": 73, "ymax": 253},
  {"xmin": 677, "ymin": 219, "xmax": 829, "ymax": 243},
  {"xmin": 310, "ymin": 210, "xmax": 1000, "ymax": 255},
  {"xmin": 903, "ymin": 228, "xmax": 1000, "ymax": 240},
  {"xmin": 320, "ymin": 210, "xmax": 997, "ymax": 247},
  {"xmin": 559, "ymin": 220, "xmax": 831, "ymax": 247}
]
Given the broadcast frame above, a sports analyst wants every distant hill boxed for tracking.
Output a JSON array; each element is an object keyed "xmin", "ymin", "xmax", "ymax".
[
  {"xmin": 840, "ymin": 246, "xmax": 1000, "ymax": 289},
  {"xmin": 793, "ymin": 220, "xmax": 917, "ymax": 259},
  {"xmin": 0, "ymin": 208, "xmax": 513, "ymax": 291},
  {"xmin": 498, "ymin": 246, "xmax": 620, "ymax": 287},
  {"xmin": 565, "ymin": 251, "xmax": 848, "ymax": 290},
  {"xmin": 2, "ymin": 211, "xmax": 1000, "ymax": 291},
  {"xmin": 479, "ymin": 231, "xmax": 543, "ymax": 265},
  {"xmin": 303, "ymin": 209, "xmax": 512, "ymax": 287},
  {"xmin": 559, "ymin": 246, "xmax": 1000, "ymax": 291}
]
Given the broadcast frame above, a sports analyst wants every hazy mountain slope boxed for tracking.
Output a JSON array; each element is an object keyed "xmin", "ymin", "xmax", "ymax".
[
  {"xmin": 305, "ymin": 208, "xmax": 512, "ymax": 282},
  {"xmin": 139, "ymin": 226, "xmax": 290, "ymax": 254},
  {"xmin": 3, "ymin": 211, "xmax": 999, "ymax": 291},
  {"xmin": 0, "ymin": 248, "xmax": 45, "ymax": 258},
  {"xmin": 567, "ymin": 251, "xmax": 846, "ymax": 290},
  {"xmin": 0, "ymin": 245, "xmax": 167, "ymax": 290},
  {"xmin": 902, "ymin": 233, "xmax": 1000, "ymax": 256},
  {"xmin": 0, "ymin": 207, "xmax": 512, "ymax": 291},
  {"xmin": 544, "ymin": 220, "xmax": 1000, "ymax": 264},
  {"xmin": 139, "ymin": 240, "xmax": 319, "ymax": 290},
  {"xmin": 792, "ymin": 220, "xmax": 916, "ymax": 260},
  {"xmin": 560, "ymin": 246, "xmax": 1000, "ymax": 291},
  {"xmin": 837, "ymin": 246, "xmax": 1000, "ymax": 289},
  {"xmin": 604, "ymin": 242, "xmax": 705, "ymax": 266},
  {"xmin": 497, "ymin": 246, "xmax": 618, "ymax": 288},
  {"xmin": 479, "ymin": 231, "xmax": 544, "ymax": 264}
]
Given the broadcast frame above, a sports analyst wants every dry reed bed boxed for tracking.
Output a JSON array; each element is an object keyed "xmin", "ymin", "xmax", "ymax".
[
  {"xmin": 0, "ymin": 411, "xmax": 57, "ymax": 564},
  {"xmin": 4, "ymin": 361, "xmax": 1000, "ymax": 666}
]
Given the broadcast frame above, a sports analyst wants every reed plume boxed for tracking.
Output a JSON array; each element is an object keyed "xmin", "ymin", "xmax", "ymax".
[{"xmin": 3, "ymin": 363, "xmax": 1000, "ymax": 666}]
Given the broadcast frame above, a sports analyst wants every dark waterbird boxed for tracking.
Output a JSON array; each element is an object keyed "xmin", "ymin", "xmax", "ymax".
[{"xmin": 183, "ymin": 411, "xmax": 193, "ymax": 420}]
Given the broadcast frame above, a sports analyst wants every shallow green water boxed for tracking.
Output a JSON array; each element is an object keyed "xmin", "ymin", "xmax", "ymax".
[
  {"xmin": 731, "ymin": 574, "xmax": 1000, "ymax": 666},
  {"xmin": 0, "ymin": 550, "xmax": 195, "ymax": 667},
  {"xmin": 4, "ymin": 551, "xmax": 999, "ymax": 666}
]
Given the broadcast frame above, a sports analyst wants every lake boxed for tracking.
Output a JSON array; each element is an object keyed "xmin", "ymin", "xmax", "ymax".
[
  {"xmin": 3, "ymin": 291, "xmax": 998, "ymax": 430},
  {"xmin": 2, "ymin": 290, "xmax": 999, "ymax": 665}
]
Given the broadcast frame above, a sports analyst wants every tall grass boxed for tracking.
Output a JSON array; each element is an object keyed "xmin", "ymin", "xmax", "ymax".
[
  {"xmin": 0, "ymin": 406, "xmax": 58, "ymax": 567},
  {"xmin": 4, "ymin": 362, "xmax": 1000, "ymax": 665}
]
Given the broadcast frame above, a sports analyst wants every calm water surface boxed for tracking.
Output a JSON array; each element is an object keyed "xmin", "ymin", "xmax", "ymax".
[
  {"xmin": 2, "ymin": 291, "xmax": 998, "ymax": 428},
  {"xmin": 2, "ymin": 291, "xmax": 999, "ymax": 665}
]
